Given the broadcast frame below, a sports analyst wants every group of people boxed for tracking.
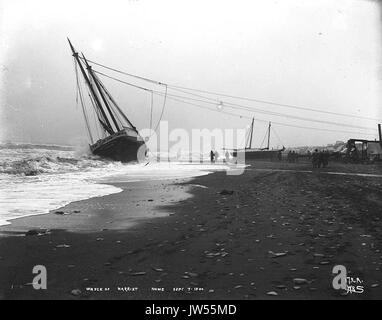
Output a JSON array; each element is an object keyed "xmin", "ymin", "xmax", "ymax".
[
  {"xmin": 210, "ymin": 150, "xmax": 231, "ymax": 163},
  {"xmin": 312, "ymin": 149, "xmax": 330, "ymax": 168},
  {"xmin": 210, "ymin": 150, "xmax": 219, "ymax": 163},
  {"xmin": 286, "ymin": 151, "xmax": 299, "ymax": 163}
]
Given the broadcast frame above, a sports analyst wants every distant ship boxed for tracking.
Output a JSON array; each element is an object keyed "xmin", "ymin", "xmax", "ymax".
[
  {"xmin": 233, "ymin": 118, "xmax": 285, "ymax": 160},
  {"xmin": 68, "ymin": 39, "xmax": 146, "ymax": 162}
]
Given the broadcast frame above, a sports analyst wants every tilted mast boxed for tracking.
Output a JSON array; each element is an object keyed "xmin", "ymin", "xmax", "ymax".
[
  {"xmin": 248, "ymin": 117, "xmax": 254, "ymax": 149},
  {"xmin": 267, "ymin": 122, "xmax": 271, "ymax": 150},
  {"xmin": 81, "ymin": 53, "xmax": 122, "ymax": 132},
  {"xmin": 68, "ymin": 38, "xmax": 115, "ymax": 135},
  {"xmin": 245, "ymin": 117, "xmax": 255, "ymax": 149}
]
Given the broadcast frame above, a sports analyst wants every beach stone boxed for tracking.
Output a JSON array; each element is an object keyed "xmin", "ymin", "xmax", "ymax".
[
  {"xmin": 130, "ymin": 272, "xmax": 146, "ymax": 276},
  {"xmin": 71, "ymin": 289, "xmax": 82, "ymax": 297},
  {"xmin": 276, "ymin": 285, "xmax": 287, "ymax": 289},
  {"xmin": 269, "ymin": 251, "xmax": 288, "ymax": 258},
  {"xmin": 186, "ymin": 272, "xmax": 198, "ymax": 278},
  {"xmin": 25, "ymin": 230, "xmax": 39, "ymax": 236},
  {"xmin": 219, "ymin": 189, "xmax": 234, "ymax": 195},
  {"xmin": 313, "ymin": 253, "xmax": 325, "ymax": 257},
  {"xmin": 293, "ymin": 278, "xmax": 309, "ymax": 285}
]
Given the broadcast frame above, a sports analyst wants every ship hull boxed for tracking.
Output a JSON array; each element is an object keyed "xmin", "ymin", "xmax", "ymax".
[{"xmin": 90, "ymin": 130, "xmax": 146, "ymax": 162}]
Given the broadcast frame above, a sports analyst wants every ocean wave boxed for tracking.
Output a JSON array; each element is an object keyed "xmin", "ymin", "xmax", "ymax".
[
  {"xmin": 0, "ymin": 142, "xmax": 75, "ymax": 151},
  {"xmin": 0, "ymin": 152, "xmax": 115, "ymax": 176},
  {"xmin": 0, "ymin": 144, "xmax": 227, "ymax": 226}
]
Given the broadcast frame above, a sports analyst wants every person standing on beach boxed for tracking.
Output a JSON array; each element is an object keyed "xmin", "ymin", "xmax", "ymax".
[
  {"xmin": 225, "ymin": 150, "xmax": 230, "ymax": 163},
  {"xmin": 215, "ymin": 150, "xmax": 219, "ymax": 162},
  {"xmin": 322, "ymin": 150, "xmax": 329, "ymax": 168},
  {"xmin": 210, "ymin": 150, "xmax": 215, "ymax": 163},
  {"xmin": 318, "ymin": 150, "xmax": 325, "ymax": 168},
  {"xmin": 312, "ymin": 149, "xmax": 319, "ymax": 168}
]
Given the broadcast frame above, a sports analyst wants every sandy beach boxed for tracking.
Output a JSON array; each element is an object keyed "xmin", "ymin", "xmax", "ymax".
[{"xmin": 0, "ymin": 160, "xmax": 381, "ymax": 300}]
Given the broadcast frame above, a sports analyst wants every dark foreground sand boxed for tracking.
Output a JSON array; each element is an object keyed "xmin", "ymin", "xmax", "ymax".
[{"xmin": 0, "ymin": 161, "xmax": 381, "ymax": 300}]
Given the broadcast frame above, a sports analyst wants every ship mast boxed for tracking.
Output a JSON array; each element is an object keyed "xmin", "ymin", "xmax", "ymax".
[
  {"xmin": 95, "ymin": 74, "xmax": 138, "ymax": 133},
  {"xmin": 82, "ymin": 53, "xmax": 121, "ymax": 132},
  {"xmin": 267, "ymin": 121, "xmax": 271, "ymax": 150},
  {"xmin": 68, "ymin": 38, "xmax": 115, "ymax": 135},
  {"xmin": 248, "ymin": 117, "xmax": 254, "ymax": 149}
]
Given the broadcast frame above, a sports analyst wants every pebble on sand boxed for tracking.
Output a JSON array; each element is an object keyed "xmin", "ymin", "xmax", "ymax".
[
  {"xmin": 56, "ymin": 244, "xmax": 71, "ymax": 248},
  {"xmin": 71, "ymin": 289, "xmax": 82, "ymax": 296},
  {"xmin": 269, "ymin": 251, "xmax": 288, "ymax": 258},
  {"xmin": 185, "ymin": 272, "xmax": 198, "ymax": 278},
  {"xmin": 130, "ymin": 272, "xmax": 147, "ymax": 276},
  {"xmin": 293, "ymin": 278, "xmax": 309, "ymax": 285},
  {"xmin": 219, "ymin": 189, "xmax": 234, "ymax": 195}
]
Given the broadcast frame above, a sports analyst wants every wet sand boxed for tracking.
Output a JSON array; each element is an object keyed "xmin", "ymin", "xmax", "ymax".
[{"xmin": 0, "ymin": 161, "xmax": 381, "ymax": 299}]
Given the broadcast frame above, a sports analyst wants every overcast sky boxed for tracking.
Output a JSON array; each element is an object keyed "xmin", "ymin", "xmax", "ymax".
[{"xmin": 0, "ymin": 0, "xmax": 381, "ymax": 148}]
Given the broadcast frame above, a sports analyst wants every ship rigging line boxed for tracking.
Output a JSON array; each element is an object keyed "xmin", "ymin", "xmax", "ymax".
[
  {"xmin": 81, "ymin": 57, "xmax": 380, "ymax": 122},
  {"xmin": 271, "ymin": 126, "xmax": 285, "ymax": 147},
  {"xmin": 153, "ymin": 92, "xmax": 377, "ymax": 137},
  {"xmin": 259, "ymin": 129, "xmax": 268, "ymax": 150},
  {"xmin": 93, "ymin": 70, "xmax": 167, "ymax": 135},
  {"xmin": 74, "ymin": 59, "xmax": 94, "ymax": 143},
  {"xmin": 159, "ymin": 90, "xmax": 376, "ymax": 132},
  {"xmin": 153, "ymin": 84, "xmax": 168, "ymax": 133},
  {"xmin": 94, "ymin": 69, "xmax": 376, "ymax": 133},
  {"xmin": 149, "ymin": 91, "xmax": 154, "ymax": 131}
]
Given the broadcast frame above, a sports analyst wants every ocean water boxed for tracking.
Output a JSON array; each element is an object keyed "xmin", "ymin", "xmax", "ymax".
[{"xmin": 0, "ymin": 143, "xmax": 227, "ymax": 226}]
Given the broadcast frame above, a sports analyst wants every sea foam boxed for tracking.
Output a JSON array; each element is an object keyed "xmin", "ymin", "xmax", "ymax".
[{"xmin": 0, "ymin": 144, "xmax": 228, "ymax": 226}]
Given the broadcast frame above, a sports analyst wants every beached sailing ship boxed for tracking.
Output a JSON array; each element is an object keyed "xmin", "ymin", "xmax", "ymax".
[
  {"xmin": 234, "ymin": 118, "xmax": 285, "ymax": 160},
  {"xmin": 68, "ymin": 39, "xmax": 146, "ymax": 162}
]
